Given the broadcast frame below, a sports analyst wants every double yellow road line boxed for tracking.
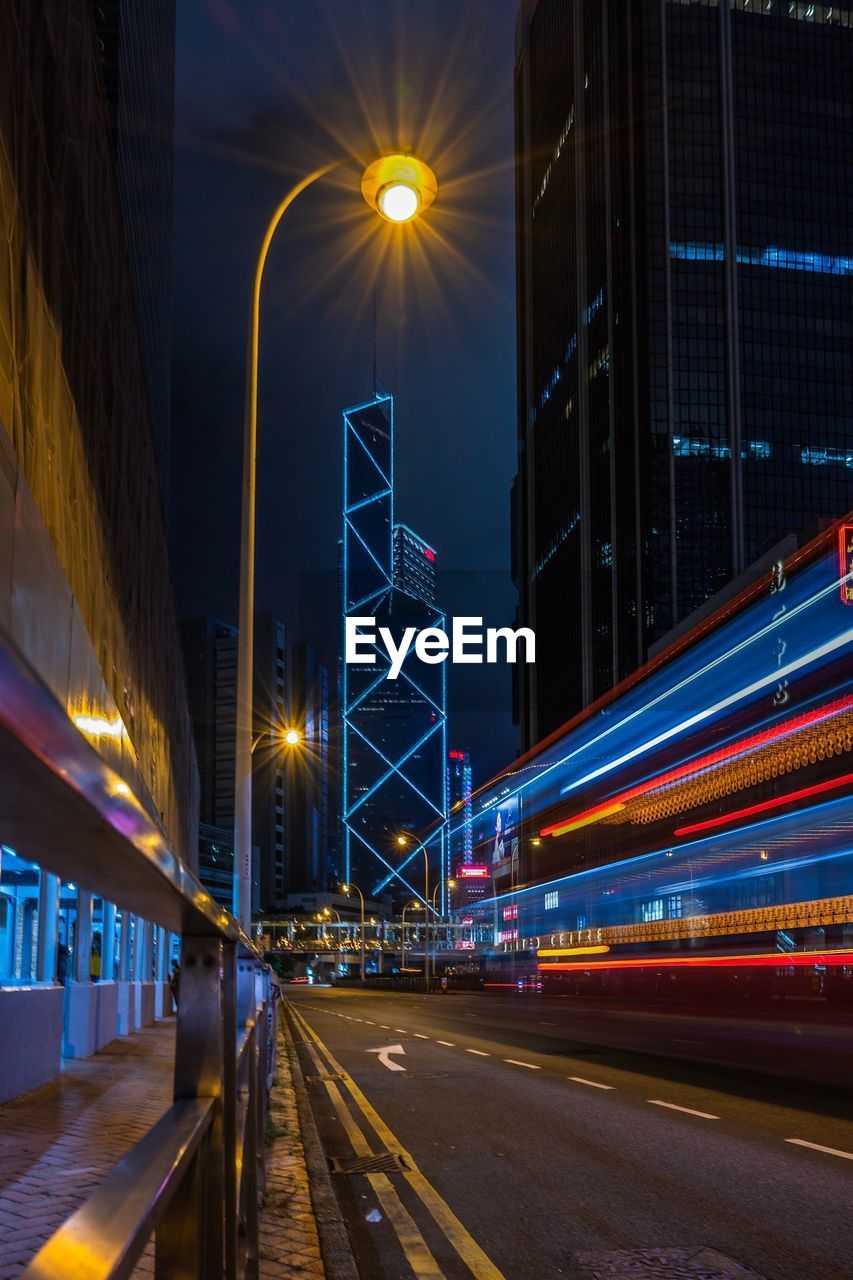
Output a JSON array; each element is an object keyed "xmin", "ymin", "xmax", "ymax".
[{"xmin": 287, "ymin": 1002, "xmax": 506, "ymax": 1280}]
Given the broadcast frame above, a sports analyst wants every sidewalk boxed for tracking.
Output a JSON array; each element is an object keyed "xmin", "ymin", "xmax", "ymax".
[
  {"xmin": 0, "ymin": 1014, "xmax": 335, "ymax": 1280},
  {"xmin": 0, "ymin": 1022, "xmax": 174, "ymax": 1278}
]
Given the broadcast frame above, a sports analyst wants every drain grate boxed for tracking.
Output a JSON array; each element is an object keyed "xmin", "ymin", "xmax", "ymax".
[
  {"xmin": 329, "ymin": 1152, "xmax": 410, "ymax": 1176},
  {"xmin": 576, "ymin": 1247, "xmax": 769, "ymax": 1280}
]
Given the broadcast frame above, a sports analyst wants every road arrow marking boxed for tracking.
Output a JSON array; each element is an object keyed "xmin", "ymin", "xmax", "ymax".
[{"xmin": 367, "ymin": 1043, "xmax": 407, "ymax": 1072}]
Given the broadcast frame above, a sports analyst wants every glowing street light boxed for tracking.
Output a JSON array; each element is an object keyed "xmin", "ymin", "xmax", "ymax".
[
  {"xmin": 341, "ymin": 881, "xmax": 366, "ymax": 984},
  {"xmin": 234, "ymin": 152, "xmax": 438, "ymax": 933},
  {"xmin": 283, "ymin": 728, "xmax": 301, "ymax": 747},
  {"xmin": 360, "ymin": 153, "xmax": 438, "ymax": 224}
]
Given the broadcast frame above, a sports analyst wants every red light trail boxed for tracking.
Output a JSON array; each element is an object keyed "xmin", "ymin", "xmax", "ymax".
[{"xmin": 540, "ymin": 694, "xmax": 853, "ymax": 839}]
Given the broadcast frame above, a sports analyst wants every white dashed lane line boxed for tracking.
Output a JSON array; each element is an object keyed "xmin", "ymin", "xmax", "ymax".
[
  {"xmin": 297, "ymin": 1008, "xmax": 850, "ymax": 1172},
  {"xmin": 648, "ymin": 1100, "xmax": 719, "ymax": 1120},
  {"xmin": 414, "ymin": 1033, "xmax": 430, "ymax": 1039},
  {"xmin": 786, "ymin": 1139, "xmax": 853, "ymax": 1161}
]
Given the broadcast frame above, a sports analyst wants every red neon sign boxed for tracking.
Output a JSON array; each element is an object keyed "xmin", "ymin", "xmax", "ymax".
[
  {"xmin": 458, "ymin": 865, "xmax": 489, "ymax": 879},
  {"xmin": 448, "ymin": 750, "xmax": 465, "ymax": 760},
  {"xmin": 839, "ymin": 522, "xmax": 853, "ymax": 605}
]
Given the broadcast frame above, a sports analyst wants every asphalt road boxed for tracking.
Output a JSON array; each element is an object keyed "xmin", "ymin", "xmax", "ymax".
[{"xmin": 286, "ymin": 986, "xmax": 853, "ymax": 1280}]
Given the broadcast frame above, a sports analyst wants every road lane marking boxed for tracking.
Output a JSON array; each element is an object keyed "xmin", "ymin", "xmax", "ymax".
[
  {"xmin": 465, "ymin": 1049, "xmax": 490, "ymax": 1057},
  {"xmin": 414, "ymin": 1033, "xmax": 430, "ymax": 1039},
  {"xmin": 287, "ymin": 1004, "xmax": 506, "ymax": 1280},
  {"xmin": 395, "ymin": 1028, "xmax": 409, "ymax": 1034},
  {"xmin": 365, "ymin": 1173, "xmax": 445, "ymax": 1278},
  {"xmin": 786, "ymin": 1138, "xmax": 853, "ymax": 1161},
  {"xmin": 379, "ymin": 1024, "xmax": 391, "ymax": 1029},
  {"xmin": 436, "ymin": 1041, "xmax": 455, "ymax": 1047},
  {"xmin": 569, "ymin": 1076, "xmax": 614, "ymax": 1090},
  {"xmin": 504, "ymin": 1059, "xmax": 540, "ymax": 1069},
  {"xmin": 648, "ymin": 1100, "xmax": 719, "ymax": 1119},
  {"xmin": 367, "ymin": 1044, "xmax": 407, "ymax": 1072},
  {"xmin": 364, "ymin": 1020, "xmax": 375, "ymax": 1024}
]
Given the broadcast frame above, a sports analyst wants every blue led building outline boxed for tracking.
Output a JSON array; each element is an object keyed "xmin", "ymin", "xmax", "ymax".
[{"xmin": 341, "ymin": 393, "xmax": 447, "ymax": 909}]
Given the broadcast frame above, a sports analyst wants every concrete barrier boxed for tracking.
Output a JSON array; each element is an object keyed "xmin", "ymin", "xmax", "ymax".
[{"xmin": 0, "ymin": 985, "xmax": 64, "ymax": 1103}]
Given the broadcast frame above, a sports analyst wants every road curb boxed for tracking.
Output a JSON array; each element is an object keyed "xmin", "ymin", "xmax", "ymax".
[{"xmin": 283, "ymin": 1004, "xmax": 361, "ymax": 1280}]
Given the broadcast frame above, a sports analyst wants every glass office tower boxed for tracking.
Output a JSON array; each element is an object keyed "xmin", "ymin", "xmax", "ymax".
[
  {"xmin": 341, "ymin": 395, "xmax": 447, "ymax": 909},
  {"xmin": 514, "ymin": 0, "xmax": 853, "ymax": 749}
]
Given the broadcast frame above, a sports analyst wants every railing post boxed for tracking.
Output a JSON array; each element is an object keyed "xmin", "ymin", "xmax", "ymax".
[
  {"xmin": 236, "ymin": 954, "xmax": 259, "ymax": 1280},
  {"xmin": 222, "ymin": 941, "xmax": 238, "ymax": 1280},
  {"xmin": 254, "ymin": 965, "xmax": 268, "ymax": 1199},
  {"xmin": 157, "ymin": 936, "xmax": 226, "ymax": 1280}
]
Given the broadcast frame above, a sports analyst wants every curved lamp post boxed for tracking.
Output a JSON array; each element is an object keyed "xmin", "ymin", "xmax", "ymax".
[
  {"xmin": 234, "ymin": 155, "xmax": 438, "ymax": 931},
  {"xmin": 341, "ymin": 881, "xmax": 365, "ymax": 985}
]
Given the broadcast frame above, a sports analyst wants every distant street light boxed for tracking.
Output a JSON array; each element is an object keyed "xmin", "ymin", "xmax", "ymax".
[
  {"xmin": 396, "ymin": 835, "xmax": 435, "ymax": 991},
  {"xmin": 400, "ymin": 900, "xmax": 425, "ymax": 965},
  {"xmin": 430, "ymin": 878, "xmax": 456, "ymax": 977},
  {"xmin": 234, "ymin": 154, "xmax": 438, "ymax": 933},
  {"xmin": 341, "ymin": 881, "xmax": 365, "ymax": 985}
]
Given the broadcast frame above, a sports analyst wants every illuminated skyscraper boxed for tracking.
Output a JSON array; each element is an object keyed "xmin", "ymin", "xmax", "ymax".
[
  {"xmin": 513, "ymin": 0, "xmax": 853, "ymax": 749},
  {"xmin": 393, "ymin": 524, "xmax": 438, "ymax": 605},
  {"xmin": 447, "ymin": 749, "xmax": 473, "ymax": 868},
  {"xmin": 341, "ymin": 394, "xmax": 447, "ymax": 908}
]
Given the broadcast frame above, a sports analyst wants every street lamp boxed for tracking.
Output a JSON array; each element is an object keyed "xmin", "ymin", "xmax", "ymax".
[
  {"xmin": 234, "ymin": 154, "xmax": 439, "ymax": 932},
  {"xmin": 396, "ymin": 835, "xmax": 434, "ymax": 991},
  {"xmin": 429, "ymin": 878, "xmax": 456, "ymax": 979},
  {"xmin": 341, "ymin": 882, "xmax": 365, "ymax": 985},
  {"xmin": 400, "ymin": 901, "xmax": 425, "ymax": 966}
]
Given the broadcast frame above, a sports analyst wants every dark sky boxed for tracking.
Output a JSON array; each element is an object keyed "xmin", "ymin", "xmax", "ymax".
[{"xmin": 170, "ymin": 0, "xmax": 519, "ymax": 782}]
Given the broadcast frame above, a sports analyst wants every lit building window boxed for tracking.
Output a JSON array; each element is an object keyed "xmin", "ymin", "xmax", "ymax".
[{"xmin": 544, "ymin": 890, "xmax": 559, "ymax": 910}]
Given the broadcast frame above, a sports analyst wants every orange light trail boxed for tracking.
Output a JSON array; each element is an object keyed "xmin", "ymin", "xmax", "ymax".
[
  {"xmin": 540, "ymin": 693, "xmax": 853, "ymax": 839},
  {"xmin": 537, "ymin": 948, "xmax": 853, "ymax": 973}
]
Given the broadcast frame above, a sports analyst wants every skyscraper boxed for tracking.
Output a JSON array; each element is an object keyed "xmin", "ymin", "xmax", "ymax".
[
  {"xmin": 287, "ymin": 643, "xmax": 333, "ymax": 895},
  {"xmin": 393, "ymin": 524, "xmax": 438, "ymax": 605},
  {"xmin": 180, "ymin": 615, "xmax": 286, "ymax": 912},
  {"xmin": 341, "ymin": 394, "xmax": 447, "ymax": 908},
  {"xmin": 447, "ymin": 749, "xmax": 473, "ymax": 869},
  {"xmin": 92, "ymin": 0, "xmax": 176, "ymax": 496},
  {"xmin": 513, "ymin": 0, "xmax": 853, "ymax": 749}
]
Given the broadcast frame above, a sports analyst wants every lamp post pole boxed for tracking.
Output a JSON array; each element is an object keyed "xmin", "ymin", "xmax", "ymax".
[
  {"xmin": 234, "ymin": 163, "xmax": 341, "ymax": 933},
  {"xmin": 234, "ymin": 154, "xmax": 438, "ymax": 933},
  {"xmin": 429, "ymin": 879, "xmax": 456, "ymax": 983},
  {"xmin": 343, "ymin": 883, "xmax": 366, "ymax": 985}
]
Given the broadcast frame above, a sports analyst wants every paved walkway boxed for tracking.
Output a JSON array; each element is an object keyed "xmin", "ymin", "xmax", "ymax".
[
  {"xmin": 0, "ymin": 1015, "xmax": 330, "ymax": 1279},
  {"xmin": 260, "ymin": 1020, "xmax": 326, "ymax": 1280},
  {"xmin": 0, "ymin": 1022, "xmax": 174, "ymax": 1278}
]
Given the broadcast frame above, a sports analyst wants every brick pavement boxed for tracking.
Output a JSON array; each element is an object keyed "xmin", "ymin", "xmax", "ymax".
[
  {"xmin": 0, "ymin": 1014, "xmax": 333, "ymax": 1280},
  {"xmin": 0, "ymin": 1022, "xmax": 174, "ymax": 1279},
  {"xmin": 258, "ymin": 1020, "xmax": 327, "ymax": 1280}
]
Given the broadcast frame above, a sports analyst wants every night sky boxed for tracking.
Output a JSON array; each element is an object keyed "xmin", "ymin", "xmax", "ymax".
[{"xmin": 170, "ymin": 0, "xmax": 519, "ymax": 782}]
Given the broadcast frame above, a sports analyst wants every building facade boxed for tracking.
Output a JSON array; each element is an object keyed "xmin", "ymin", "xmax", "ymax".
[
  {"xmin": 287, "ymin": 643, "xmax": 333, "ymax": 896},
  {"xmin": 341, "ymin": 394, "xmax": 448, "ymax": 909},
  {"xmin": 0, "ymin": 0, "xmax": 192, "ymax": 1095},
  {"xmin": 180, "ymin": 615, "xmax": 286, "ymax": 912},
  {"xmin": 393, "ymin": 524, "xmax": 438, "ymax": 606},
  {"xmin": 92, "ymin": 0, "xmax": 176, "ymax": 496},
  {"xmin": 514, "ymin": 0, "xmax": 853, "ymax": 748}
]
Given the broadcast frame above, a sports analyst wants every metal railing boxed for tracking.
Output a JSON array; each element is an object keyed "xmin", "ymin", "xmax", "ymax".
[{"xmin": 0, "ymin": 625, "xmax": 277, "ymax": 1279}]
